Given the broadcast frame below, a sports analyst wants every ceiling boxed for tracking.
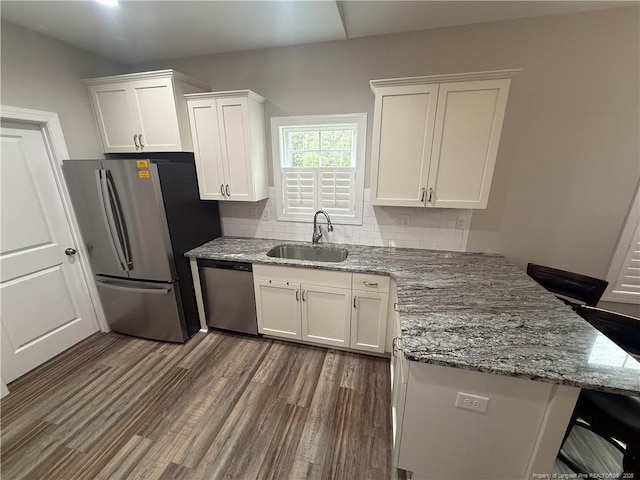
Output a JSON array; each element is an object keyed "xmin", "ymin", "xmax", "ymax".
[{"xmin": 1, "ymin": 1, "xmax": 635, "ymax": 64}]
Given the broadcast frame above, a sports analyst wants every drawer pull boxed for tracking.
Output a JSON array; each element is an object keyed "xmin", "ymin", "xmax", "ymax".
[{"xmin": 363, "ymin": 281, "xmax": 378, "ymax": 287}]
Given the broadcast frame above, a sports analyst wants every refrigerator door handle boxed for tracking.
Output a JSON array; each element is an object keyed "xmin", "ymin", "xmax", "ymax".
[
  {"xmin": 96, "ymin": 169, "xmax": 128, "ymax": 271},
  {"xmin": 105, "ymin": 170, "xmax": 133, "ymax": 270},
  {"xmin": 96, "ymin": 279, "xmax": 172, "ymax": 295}
]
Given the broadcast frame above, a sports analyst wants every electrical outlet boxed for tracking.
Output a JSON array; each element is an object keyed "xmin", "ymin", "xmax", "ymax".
[
  {"xmin": 400, "ymin": 214, "xmax": 411, "ymax": 227},
  {"xmin": 456, "ymin": 217, "xmax": 467, "ymax": 229},
  {"xmin": 260, "ymin": 208, "xmax": 270, "ymax": 221},
  {"xmin": 250, "ymin": 208, "xmax": 259, "ymax": 219},
  {"xmin": 388, "ymin": 240, "xmax": 396, "ymax": 247},
  {"xmin": 455, "ymin": 392, "xmax": 489, "ymax": 413}
]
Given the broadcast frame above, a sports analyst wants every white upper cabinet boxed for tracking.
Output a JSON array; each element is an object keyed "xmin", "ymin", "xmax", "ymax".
[
  {"xmin": 369, "ymin": 70, "xmax": 520, "ymax": 209},
  {"xmin": 85, "ymin": 70, "xmax": 209, "ymax": 154},
  {"xmin": 370, "ymin": 84, "xmax": 438, "ymax": 207},
  {"xmin": 186, "ymin": 91, "xmax": 269, "ymax": 202}
]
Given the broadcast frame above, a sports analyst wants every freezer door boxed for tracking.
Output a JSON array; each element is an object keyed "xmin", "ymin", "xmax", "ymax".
[
  {"xmin": 102, "ymin": 159, "xmax": 175, "ymax": 282},
  {"xmin": 63, "ymin": 160, "xmax": 129, "ymax": 277},
  {"xmin": 95, "ymin": 276, "xmax": 188, "ymax": 342}
]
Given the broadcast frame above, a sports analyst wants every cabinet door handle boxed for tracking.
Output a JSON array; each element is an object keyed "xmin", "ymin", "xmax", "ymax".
[
  {"xmin": 133, "ymin": 134, "xmax": 139, "ymax": 150},
  {"xmin": 226, "ymin": 184, "xmax": 230, "ymax": 197},
  {"xmin": 392, "ymin": 337, "xmax": 398, "ymax": 357},
  {"xmin": 302, "ymin": 290, "xmax": 306, "ymax": 302},
  {"xmin": 428, "ymin": 187, "xmax": 433, "ymax": 203},
  {"xmin": 296, "ymin": 289, "xmax": 300, "ymax": 301},
  {"xmin": 363, "ymin": 281, "xmax": 378, "ymax": 287},
  {"xmin": 139, "ymin": 134, "xmax": 144, "ymax": 148},
  {"xmin": 220, "ymin": 184, "xmax": 225, "ymax": 197},
  {"xmin": 353, "ymin": 295, "xmax": 357, "ymax": 308},
  {"xmin": 393, "ymin": 302, "xmax": 399, "ymax": 312},
  {"xmin": 420, "ymin": 187, "xmax": 426, "ymax": 202}
]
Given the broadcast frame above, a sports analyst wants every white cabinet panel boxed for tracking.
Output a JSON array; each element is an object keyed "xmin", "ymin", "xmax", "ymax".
[
  {"xmin": 427, "ymin": 79, "xmax": 510, "ymax": 209},
  {"xmin": 217, "ymin": 98, "xmax": 254, "ymax": 201},
  {"xmin": 301, "ymin": 284, "xmax": 351, "ymax": 348},
  {"xmin": 369, "ymin": 71, "xmax": 516, "ymax": 209},
  {"xmin": 351, "ymin": 291, "xmax": 388, "ymax": 353},
  {"xmin": 371, "ymin": 85, "xmax": 437, "ymax": 207},
  {"xmin": 254, "ymin": 279, "xmax": 301, "ymax": 339},
  {"xmin": 131, "ymin": 78, "xmax": 182, "ymax": 152},
  {"xmin": 186, "ymin": 91, "xmax": 268, "ymax": 202},
  {"xmin": 85, "ymin": 70, "xmax": 208, "ymax": 154},
  {"xmin": 189, "ymin": 100, "xmax": 225, "ymax": 200},
  {"xmin": 90, "ymin": 83, "xmax": 139, "ymax": 153}
]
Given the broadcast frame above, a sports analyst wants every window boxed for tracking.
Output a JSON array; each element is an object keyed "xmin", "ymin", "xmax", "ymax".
[
  {"xmin": 271, "ymin": 114, "xmax": 366, "ymax": 224},
  {"xmin": 603, "ymin": 183, "xmax": 640, "ymax": 304}
]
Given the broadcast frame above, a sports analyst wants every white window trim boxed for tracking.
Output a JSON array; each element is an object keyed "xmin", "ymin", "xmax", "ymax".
[
  {"xmin": 602, "ymin": 182, "xmax": 640, "ymax": 304},
  {"xmin": 271, "ymin": 113, "xmax": 367, "ymax": 225}
]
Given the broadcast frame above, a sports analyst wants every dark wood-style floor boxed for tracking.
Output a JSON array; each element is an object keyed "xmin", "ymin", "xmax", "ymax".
[
  {"xmin": 1, "ymin": 331, "xmax": 394, "ymax": 480},
  {"xmin": 2, "ymin": 330, "xmax": 623, "ymax": 480}
]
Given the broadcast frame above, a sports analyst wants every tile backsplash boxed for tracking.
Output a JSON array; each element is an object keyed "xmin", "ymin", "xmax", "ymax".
[{"xmin": 219, "ymin": 188, "xmax": 472, "ymax": 251}]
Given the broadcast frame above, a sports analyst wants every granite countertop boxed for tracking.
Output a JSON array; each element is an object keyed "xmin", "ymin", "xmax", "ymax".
[{"xmin": 186, "ymin": 237, "xmax": 640, "ymax": 395}]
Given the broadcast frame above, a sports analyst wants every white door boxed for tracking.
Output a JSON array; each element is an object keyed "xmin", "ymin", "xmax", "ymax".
[
  {"xmin": 370, "ymin": 84, "xmax": 439, "ymax": 207},
  {"xmin": 0, "ymin": 121, "xmax": 99, "ymax": 383},
  {"xmin": 131, "ymin": 78, "xmax": 182, "ymax": 152},
  {"xmin": 188, "ymin": 98, "xmax": 226, "ymax": 200},
  {"xmin": 88, "ymin": 82, "xmax": 139, "ymax": 153},
  {"xmin": 350, "ymin": 291, "xmax": 389, "ymax": 353},
  {"xmin": 254, "ymin": 279, "xmax": 301, "ymax": 339},
  {"xmin": 426, "ymin": 79, "xmax": 510, "ymax": 209},
  {"xmin": 301, "ymin": 284, "xmax": 351, "ymax": 348},
  {"xmin": 216, "ymin": 98, "xmax": 254, "ymax": 201}
]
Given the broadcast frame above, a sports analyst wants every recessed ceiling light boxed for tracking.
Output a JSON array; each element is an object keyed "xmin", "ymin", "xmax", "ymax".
[{"xmin": 96, "ymin": 0, "xmax": 119, "ymax": 6}]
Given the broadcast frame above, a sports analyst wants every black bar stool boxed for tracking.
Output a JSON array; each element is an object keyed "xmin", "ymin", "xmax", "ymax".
[
  {"xmin": 526, "ymin": 263, "xmax": 608, "ymax": 309},
  {"xmin": 558, "ymin": 306, "xmax": 640, "ymax": 475}
]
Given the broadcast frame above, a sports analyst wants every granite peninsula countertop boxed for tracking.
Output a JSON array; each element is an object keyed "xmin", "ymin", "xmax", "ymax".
[{"xmin": 186, "ymin": 237, "xmax": 640, "ymax": 395}]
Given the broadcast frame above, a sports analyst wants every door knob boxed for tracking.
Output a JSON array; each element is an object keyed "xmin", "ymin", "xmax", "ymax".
[{"xmin": 65, "ymin": 248, "xmax": 77, "ymax": 256}]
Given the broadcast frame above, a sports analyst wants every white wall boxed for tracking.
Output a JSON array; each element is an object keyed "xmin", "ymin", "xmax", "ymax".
[
  {"xmin": 0, "ymin": 21, "xmax": 129, "ymax": 158},
  {"xmin": 136, "ymin": 6, "xmax": 639, "ymax": 283}
]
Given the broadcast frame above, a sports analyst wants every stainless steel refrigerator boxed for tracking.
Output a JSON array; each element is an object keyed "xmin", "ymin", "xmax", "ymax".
[{"xmin": 63, "ymin": 155, "xmax": 221, "ymax": 343}]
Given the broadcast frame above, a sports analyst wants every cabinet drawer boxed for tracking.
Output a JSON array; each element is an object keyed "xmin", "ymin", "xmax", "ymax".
[
  {"xmin": 253, "ymin": 264, "xmax": 351, "ymax": 289},
  {"xmin": 352, "ymin": 273, "xmax": 390, "ymax": 293}
]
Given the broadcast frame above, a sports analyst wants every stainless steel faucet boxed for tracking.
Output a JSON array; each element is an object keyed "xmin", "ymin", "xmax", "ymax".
[{"xmin": 312, "ymin": 210, "xmax": 333, "ymax": 244}]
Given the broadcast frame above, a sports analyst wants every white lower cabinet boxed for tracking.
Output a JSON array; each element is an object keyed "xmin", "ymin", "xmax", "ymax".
[
  {"xmin": 301, "ymin": 284, "xmax": 351, "ymax": 348},
  {"xmin": 253, "ymin": 265, "xmax": 389, "ymax": 353},
  {"xmin": 351, "ymin": 291, "xmax": 389, "ymax": 353},
  {"xmin": 254, "ymin": 279, "xmax": 301, "ymax": 339}
]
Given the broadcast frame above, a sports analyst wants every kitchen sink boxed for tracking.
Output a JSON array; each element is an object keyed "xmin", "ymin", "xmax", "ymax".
[{"xmin": 266, "ymin": 244, "xmax": 349, "ymax": 262}]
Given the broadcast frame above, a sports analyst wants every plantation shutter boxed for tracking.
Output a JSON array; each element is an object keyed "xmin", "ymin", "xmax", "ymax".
[
  {"xmin": 608, "ymin": 223, "xmax": 640, "ymax": 301},
  {"xmin": 282, "ymin": 168, "xmax": 317, "ymax": 215},
  {"xmin": 319, "ymin": 168, "xmax": 355, "ymax": 217},
  {"xmin": 604, "ymin": 185, "xmax": 640, "ymax": 304}
]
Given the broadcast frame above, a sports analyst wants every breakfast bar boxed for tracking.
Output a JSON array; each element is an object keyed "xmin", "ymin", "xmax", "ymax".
[{"xmin": 186, "ymin": 236, "xmax": 640, "ymax": 479}]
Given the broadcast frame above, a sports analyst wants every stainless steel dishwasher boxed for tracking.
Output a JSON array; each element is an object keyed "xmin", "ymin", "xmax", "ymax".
[{"xmin": 197, "ymin": 259, "xmax": 258, "ymax": 335}]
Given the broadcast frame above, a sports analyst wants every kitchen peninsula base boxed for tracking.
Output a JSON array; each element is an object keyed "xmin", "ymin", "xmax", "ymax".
[{"xmin": 395, "ymin": 360, "xmax": 579, "ymax": 479}]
